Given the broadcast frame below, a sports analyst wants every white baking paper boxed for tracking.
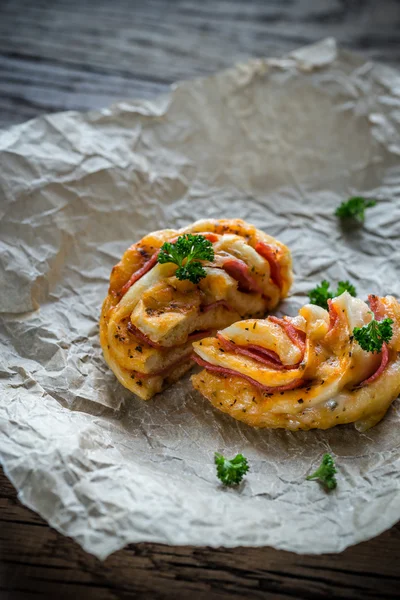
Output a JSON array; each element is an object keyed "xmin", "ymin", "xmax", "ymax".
[{"xmin": 1, "ymin": 39, "xmax": 400, "ymax": 559}]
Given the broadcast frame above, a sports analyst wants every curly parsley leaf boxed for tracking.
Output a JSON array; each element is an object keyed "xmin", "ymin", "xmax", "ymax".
[
  {"xmin": 335, "ymin": 197, "xmax": 376, "ymax": 223},
  {"xmin": 308, "ymin": 280, "xmax": 332, "ymax": 309},
  {"xmin": 158, "ymin": 234, "xmax": 214, "ymax": 284},
  {"xmin": 308, "ymin": 280, "xmax": 357, "ymax": 310},
  {"xmin": 215, "ymin": 452, "xmax": 249, "ymax": 486},
  {"xmin": 353, "ymin": 317, "xmax": 393, "ymax": 353},
  {"xmin": 336, "ymin": 280, "xmax": 357, "ymax": 297},
  {"xmin": 306, "ymin": 453, "xmax": 337, "ymax": 491}
]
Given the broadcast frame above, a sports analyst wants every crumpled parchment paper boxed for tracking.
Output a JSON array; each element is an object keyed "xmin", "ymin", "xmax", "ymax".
[{"xmin": 1, "ymin": 38, "xmax": 400, "ymax": 559}]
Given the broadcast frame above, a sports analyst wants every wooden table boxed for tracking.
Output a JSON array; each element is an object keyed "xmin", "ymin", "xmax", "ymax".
[{"xmin": 1, "ymin": 1, "xmax": 400, "ymax": 598}]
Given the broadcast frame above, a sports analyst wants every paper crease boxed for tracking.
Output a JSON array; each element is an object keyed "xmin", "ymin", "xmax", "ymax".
[{"xmin": 1, "ymin": 39, "xmax": 400, "ymax": 558}]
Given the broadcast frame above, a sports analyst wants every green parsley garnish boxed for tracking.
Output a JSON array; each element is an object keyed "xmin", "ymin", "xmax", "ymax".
[
  {"xmin": 353, "ymin": 317, "xmax": 393, "ymax": 353},
  {"xmin": 214, "ymin": 452, "xmax": 249, "ymax": 486},
  {"xmin": 335, "ymin": 197, "xmax": 376, "ymax": 223},
  {"xmin": 336, "ymin": 280, "xmax": 357, "ymax": 297},
  {"xmin": 157, "ymin": 234, "xmax": 214, "ymax": 284},
  {"xmin": 306, "ymin": 453, "xmax": 337, "ymax": 491},
  {"xmin": 308, "ymin": 280, "xmax": 357, "ymax": 310}
]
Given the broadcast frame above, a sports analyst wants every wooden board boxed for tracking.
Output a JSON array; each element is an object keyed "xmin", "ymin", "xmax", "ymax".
[
  {"xmin": 1, "ymin": 0, "xmax": 400, "ymax": 129},
  {"xmin": 1, "ymin": 0, "xmax": 400, "ymax": 597},
  {"xmin": 2, "ymin": 469, "xmax": 400, "ymax": 599}
]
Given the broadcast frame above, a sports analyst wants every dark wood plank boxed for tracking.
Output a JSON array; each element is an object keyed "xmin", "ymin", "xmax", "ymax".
[
  {"xmin": 1, "ymin": 468, "xmax": 400, "ymax": 600},
  {"xmin": 2, "ymin": 1, "xmax": 400, "ymax": 598},
  {"xmin": 1, "ymin": 0, "xmax": 400, "ymax": 128}
]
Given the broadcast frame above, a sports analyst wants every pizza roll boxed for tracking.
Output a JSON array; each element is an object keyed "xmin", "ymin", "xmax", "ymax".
[
  {"xmin": 192, "ymin": 292, "xmax": 400, "ymax": 431},
  {"xmin": 100, "ymin": 219, "xmax": 293, "ymax": 400}
]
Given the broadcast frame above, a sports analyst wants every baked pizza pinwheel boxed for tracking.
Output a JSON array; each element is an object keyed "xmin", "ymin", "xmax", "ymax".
[
  {"xmin": 192, "ymin": 292, "xmax": 400, "ymax": 431},
  {"xmin": 100, "ymin": 219, "xmax": 293, "ymax": 400}
]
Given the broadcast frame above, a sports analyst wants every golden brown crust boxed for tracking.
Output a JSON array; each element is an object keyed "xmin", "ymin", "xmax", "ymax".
[
  {"xmin": 191, "ymin": 294, "xmax": 400, "ymax": 431},
  {"xmin": 182, "ymin": 219, "xmax": 292, "ymax": 298},
  {"xmin": 100, "ymin": 218, "xmax": 293, "ymax": 400},
  {"xmin": 108, "ymin": 229, "xmax": 176, "ymax": 296},
  {"xmin": 191, "ymin": 364, "xmax": 400, "ymax": 431},
  {"xmin": 108, "ymin": 219, "xmax": 293, "ymax": 299}
]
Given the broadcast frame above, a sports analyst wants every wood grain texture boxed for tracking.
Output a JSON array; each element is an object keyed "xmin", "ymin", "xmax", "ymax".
[
  {"xmin": 2, "ymin": 0, "xmax": 400, "ymax": 598},
  {"xmin": 0, "ymin": 0, "xmax": 400, "ymax": 129},
  {"xmin": 2, "ymin": 468, "xmax": 400, "ymax": 600}
]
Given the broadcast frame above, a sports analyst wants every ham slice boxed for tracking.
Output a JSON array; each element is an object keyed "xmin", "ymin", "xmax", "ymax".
[
  {"xmin": 127, "ymin": 322, "xmax": 210, "ymax": 349},
  {"xmin": 356, "ymin": 296, "xmax": 390, "ymax": 386},
  {"xmin": 119, "ymin": 233, "xmax": 218, "ymax": 297},
  {"xmin": 255, "ymin": 242, "xmax": 282, "ymax": 289},
  {"xmin": 120, "ymin": 250, "xmax": 160, "ymax": 297},
  {"xmin": 192, "ymin": 355, "xmax": 305, "ymax": 393},
  {"xmin": 201, "ymin": 300, "xmax": 233, "ymax": 313},
  {"xmin": 358, "ymin": 342, "xmax": 389, "ymax": 387},
  {"xmin": 369, "ymin": 294, "xmax": 385, "ymax": 321},
  {"xmin": 222, "ymin": 258, "xmax": 264, "ymax": 294},
  {"xmin": 216, "ymin": 333, "xmax": 286, "ymax": 370},
  {"xmin": 203, "ymin": 232, "xmax": 219, "ymax": 243},
  {"xmin": 327, "ymin": 299, "xmax": 339, "ymax": 331},
  {"xmin": 269, "ymin": 316, "xmax": 306, "ymax": 356},
  {"xmin": 188, "ymin": 330, "xmax": 212, "ymax": 341},
  {"xmin": 135, "ymin": 352, "xmax": 193, "ymax": 379},
  {"xmin": 127, "ymin": 322, "xmax": 164, "ymax": 348}
]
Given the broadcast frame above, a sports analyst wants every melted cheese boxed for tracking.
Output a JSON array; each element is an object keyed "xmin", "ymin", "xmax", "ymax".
[
  {"xmin": 100, "ymin": 218, "xmax": 293, "ymax": 400},
  {"xmin": 194, "ymin": 337, "xmax": 305, "ymax": 386},
  {"xmin": 192, "ymin": 292, "xmax": 400, "ymax": 430},
  {"xmin": 216, "ymin": 319, "xmax": 304, "ymax": 365}
]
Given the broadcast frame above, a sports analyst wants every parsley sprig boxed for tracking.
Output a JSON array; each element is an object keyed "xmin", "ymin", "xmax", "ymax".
[
  {"xmin": 335, "ymin": 197, "xmax": 376, "ymax": 223},
  {"xmin": 306, "ymin": 453, "xmax": 337, "ymax": 491},
  {"xmin": 158, "ymin": 234, "xmax": 214, "ymax": 284},
  {"xmin": 309, "ymin": 280, "xmax": 356, "ymax": 310},
  {"xmin": 353, "ymin": 317, "xmax": 393, "ymax": 353},
  {"xmin": 215, "ymin": 452, "xmax": 249, "ymax": 486}
]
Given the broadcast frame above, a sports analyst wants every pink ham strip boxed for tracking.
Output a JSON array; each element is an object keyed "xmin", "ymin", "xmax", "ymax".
[
  {"xmin": 255, "ymin": 241, "xmax": 282, "ymax": 290},
  {"xmin": 268, "ymin": 316, "xmax": 306, "ymax": 356},
  {"xmin": 188, "ymin": 330, "xmax": 212, "ymax": 341},
  {"xmin": 356, "ymin": 295, "xmax": 390, "ymax": 387},
  {"xmin": 192, "ymin": 355, "xmax": 305, "ymax": 393},
  {"xmin": 368, "ymin": 294, "xmax": 385, "ymax": 321},
  {"xmin": 202, "ymin": 232, "xmax": 219, "ymax": 243},
  {"xmin": 327, "ymin": 299, "xmax": 339, "ymax": 332},
  {"xmin": 127, "ymin": 322, "xmax": 211, "ymax": 349},
  {"xmin": 222, "ymin": 258, "xmax": 264, "ymax": 295},
  {"xmin": 358, "ymin": 342, "xmax": 389, "ymax": 387},
  {"xmin": 119, "ymin": 233, "xmax": 218, "ymax": 297},
  {"xmin": 216, "ymin": 334, "xmax": 285, "ymax": 370},
  {"xmin": 201, "ymin": 300, "xmax": 233, "ymax": 313},
  {"xmin": 135, "ymin": 352, "xmax": 193, "ymax": 379},
  {"xmin": 119, "ymin": 250, "xmax": 160, "ymax": 297},
  {"xmin": 127, "ymin": 322, "xmax": 164, "ymax": 348}
]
